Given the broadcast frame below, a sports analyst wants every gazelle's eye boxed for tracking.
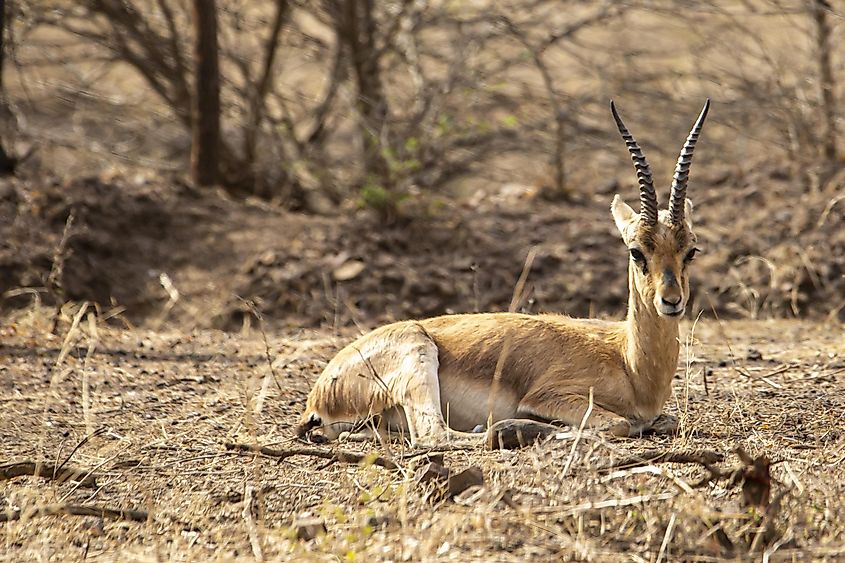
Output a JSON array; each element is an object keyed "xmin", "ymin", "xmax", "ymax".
[
  {"xmin": 629, "ymin": 248, "xmax": 646, "ymax": 263},
  {"xmin": 629, "ymin": 248, "xmax": 648, "ymax": 273},
  {"xmin": 684, "ymin": 248, "xmax": 699, "ymax": 264}
]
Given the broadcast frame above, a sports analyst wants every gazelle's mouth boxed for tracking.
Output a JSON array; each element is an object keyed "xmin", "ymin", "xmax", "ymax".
[
  {"xmin": 656, "ymin": 300, "xmax": 685, "ymax": 317},
  {"xmin": 659, "ymin": 307, "xmax": 684, "ymax": 318}
]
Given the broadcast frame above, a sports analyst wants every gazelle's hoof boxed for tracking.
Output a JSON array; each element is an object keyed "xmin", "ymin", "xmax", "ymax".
[
  {"xmin": 647, "ymin": 413, "xmax": 679, "ymax": 435},
  {"xmin": 299, "ymin": 432, "xmax": 328, "ymax": 444},
  {"xmin": 338, "ymin": 430, "xmax": 381, "ymax": 443},
  {"xmin": 486, "ymin": 419, "xmax": 560, "ymax": 450}
]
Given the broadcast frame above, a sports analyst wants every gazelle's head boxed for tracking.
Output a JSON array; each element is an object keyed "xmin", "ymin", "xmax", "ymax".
[{"xmin": 609, "ymin": 100, "xmax": 710, "ymax": 318}]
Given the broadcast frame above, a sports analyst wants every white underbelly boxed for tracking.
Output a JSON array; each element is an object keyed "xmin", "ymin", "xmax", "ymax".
[{"xmin": 438, "ymin": 373, "xmax": 520, "ymax": 431}]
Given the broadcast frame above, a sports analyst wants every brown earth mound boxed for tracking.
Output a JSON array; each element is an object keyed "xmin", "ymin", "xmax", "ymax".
[
  {"xmin": 229, "ymin": 204, "xmax": 625, "ymax": 328},
  {"xmin": 0, "ymin": 174, "xmax": 217, "ymax": 319},
  {"xmin": 0, "ymin": 164, "xmax": 843, "ymax": 329}
]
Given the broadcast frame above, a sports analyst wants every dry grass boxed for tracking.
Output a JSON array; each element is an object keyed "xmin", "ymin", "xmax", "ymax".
[{"xmin": 1, "ymin": 308, "xmax": 844, "ymax": 561}]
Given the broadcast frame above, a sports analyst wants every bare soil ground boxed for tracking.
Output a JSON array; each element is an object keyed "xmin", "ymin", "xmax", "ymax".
[{"xmin": 1, "ymin": 313, "xmax": 844, "ymax": 561}]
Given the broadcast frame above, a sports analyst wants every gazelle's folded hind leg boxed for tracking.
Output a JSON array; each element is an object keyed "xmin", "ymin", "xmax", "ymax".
[
  {"xmin": 392, "ymin": 331, "xmax": 451, "ymax": 444},
  {"xmin": 297, "ymin": 321, "xmax": 483, "ymax": 446},
  {"xmin": 337, "ymin": 408, "xmax": 413, "ymax": 443},
  {"xmin": 337, "ymin": 414, "xmax": 389, "ymax": 444},
  {"xmin": 389, "ymin": 326, "xmax": 481, "ymax": 446}
]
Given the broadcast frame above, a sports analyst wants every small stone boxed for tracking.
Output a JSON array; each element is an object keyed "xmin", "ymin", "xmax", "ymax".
[
  {"xmin": 333, "ymin": 260, "xmax": 366, "ymax": 281},
  {"xmin": 447, "ymin": 466, "xmax": 484, "ymax": 498},
  {"xmin": 81, "ymin": 517, "xmax": 104, "ymax": 536},
  {"xmin": 415, "ymin": 462, "xmax": 484, "ymax": 501},
  {"xmin": 294, "ymin": 516, "xmax": 326, "ymax": 541},
  {"xmin": 365, "ymin": 514, "xmax": 390, "ymax": 529},
  {"xmin": 409, "ymin": 452, "xmax": 445, "ymax": 468},
  {"xmin": 414, "ymin": 462, "xmax": 450, "ymax": 487}
]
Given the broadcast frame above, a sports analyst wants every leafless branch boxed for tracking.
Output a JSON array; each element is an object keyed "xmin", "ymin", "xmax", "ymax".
[
  {"xmin": 0, "ymin": 460, "xmax": 98, "ymax": 488},
  {"xmin": 224, "ymin": 442, "xmax": 400, "ymax": 470}
]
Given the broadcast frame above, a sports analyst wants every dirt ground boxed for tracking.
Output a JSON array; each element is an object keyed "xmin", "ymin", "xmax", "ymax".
[{"xmin": 1, "ymin": 311, "xmax": 844, "ymax": 561}]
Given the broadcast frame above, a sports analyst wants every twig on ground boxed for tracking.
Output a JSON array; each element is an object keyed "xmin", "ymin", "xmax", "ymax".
[
  {"xmin": 400, "ymin": 444, "xmax": 479, "ymax": 460},
  {"xmin": 0, "ymin": 503, "xmax": 147, "ymax": 523},
  {"xmin": 240, "ymin": 298, "xmax": 285, "ymax": 398},
  {"xmin": 242, "ymin": 485, "xmax": 264, "ymax": 561},
  {"xmin": 225, "ymin": 443, "xmax": 400, "ymax": 470},
  {"xmin": 596, "ymin": 449, "xmax": 724, "ymax": 473},
  {"xmin": 751, "ymin": 364, "xmax": 793, "ymax": 380},
  {"xmin": 56, "ymin": 427, "xmax": 107, "ymax": 477},
  {"xmin": 534, "ymin": 492, "xmax": 677, "ymax": 516},
  {"xmin": 656, "ymin": 512, "xmax": 678, "ymax": 563},
  {"xmin": 561, "ymin": 387, "xmax": 593, "ymax": 477},
  {"xmin": 81, "ymin": 312, "xmax": 100, "ymax": 434},
  {"xmin": 803, "ymin": 366, "xmax": 845, "ymax": 381},
  {"xmin": 599, "ymin": 465, "xmax": 695, "ymax": 494},
  {"xmin": 0, "ymin": 461, "xmax": 98, "ymax": 488},
  {"xmin": 153, "ymin": 273, "xmax": 181, "ymax": 329}
]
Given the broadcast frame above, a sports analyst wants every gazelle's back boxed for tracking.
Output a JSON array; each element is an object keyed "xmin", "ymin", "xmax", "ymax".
[{"xmin": 421, "ymin": 312, "xmax": 626, "ymax": 395}]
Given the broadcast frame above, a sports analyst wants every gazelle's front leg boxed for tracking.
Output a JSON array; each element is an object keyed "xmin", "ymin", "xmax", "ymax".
[{"xmin": 516, "ymin": 389, "xmax": 645, "ymax": 437}]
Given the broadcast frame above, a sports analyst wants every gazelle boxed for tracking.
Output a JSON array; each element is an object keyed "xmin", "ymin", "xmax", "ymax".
[{"xmin": 297, "ymin": 100, "xmax": 710, "ymax": 445}]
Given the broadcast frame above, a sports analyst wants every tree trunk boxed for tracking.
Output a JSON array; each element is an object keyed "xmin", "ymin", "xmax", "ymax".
[
  {"xmin": 812, "ymin": 0, "xmax": 837, "ymax": 162},
  {"xmin": 243, "ymin": 0, "xmax": 289, "ymax": 171},
  {"xmin": 337, "ymin": 0, "xmax": 391, "ymax": 188},
  {"xmin": 191, "ymin": 0, "xmax": 220, "ymax": 187},
  {"xmin": 0, "ymin": 0, "xmax": 17, "ymax": 176}
]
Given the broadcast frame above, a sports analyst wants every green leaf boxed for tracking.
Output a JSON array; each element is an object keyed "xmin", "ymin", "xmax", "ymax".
[{"xmin": 501, "ymin": 114, "xmax": 519, "ymax": 128}]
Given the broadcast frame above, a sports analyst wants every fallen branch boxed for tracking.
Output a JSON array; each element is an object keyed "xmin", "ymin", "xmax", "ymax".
[
  {"xmin": 400, "ymin": 444, "xmax": 478, "ymax": 461},
  {"xmin": 597, "ymin": 449, "xmax": 724, "ymax": 473},
  {"xmin": 535, "ymin": 491, "xmax": 677, "ymax": 516},
  {"xmin": 0, "ymin": 461, "xmax": 98, "ymax": 488},
  {"xmin": 225, "ymin": 443, "xmax": 399, "ymax": 470},
  {"xmin": 0, "ymin": 503, "xmax": 148, "ymax": 523}
]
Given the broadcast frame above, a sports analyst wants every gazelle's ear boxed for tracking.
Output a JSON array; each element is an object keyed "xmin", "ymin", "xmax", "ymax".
[
  {"xmin": 684, "ymin": 198, "xmax": 694, "ymax": 229},
  {"xmin": 611, "ymin": 195, "xmax": 637, "ymax": 241}
]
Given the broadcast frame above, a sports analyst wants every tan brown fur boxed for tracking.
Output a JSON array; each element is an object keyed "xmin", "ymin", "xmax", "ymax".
[{"xmin": 297, "ymin": 103, "xmax": 707, "ymax": 446}]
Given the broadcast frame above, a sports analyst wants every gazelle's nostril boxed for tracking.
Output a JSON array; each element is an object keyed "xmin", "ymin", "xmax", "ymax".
[{"xmin": 661, "ymin": 296, "xmax": 681, "ymax": 307}]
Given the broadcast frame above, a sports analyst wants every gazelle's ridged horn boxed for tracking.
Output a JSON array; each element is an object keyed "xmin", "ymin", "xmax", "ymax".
[
  {"xmin": 669, "ymin": 99, "xmax": 710, "ymax": 225},
  {"xmin": 610, "ymin": 100, "xmax": 658, "ymax": 226}
]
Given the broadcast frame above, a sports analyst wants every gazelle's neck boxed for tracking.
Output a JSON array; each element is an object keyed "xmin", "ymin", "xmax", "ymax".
[{"xmin": 623, "ymin": 267, "xmax": 680, "ymax": 411}]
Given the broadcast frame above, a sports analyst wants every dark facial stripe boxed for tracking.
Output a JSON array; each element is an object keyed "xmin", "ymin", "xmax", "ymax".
[{"xmin": 663, "ymin": 268, "xmax": 677, "ymax": 288}]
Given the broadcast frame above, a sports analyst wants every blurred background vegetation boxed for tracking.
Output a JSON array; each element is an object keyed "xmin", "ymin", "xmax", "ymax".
[{"xmin": 0, "ymin": 0, "xmax": 843, "ymax": 327}]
